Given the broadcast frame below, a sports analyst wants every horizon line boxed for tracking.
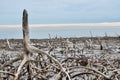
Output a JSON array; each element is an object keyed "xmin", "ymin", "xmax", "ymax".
[{"xmin": 0, "ymin": 22, "xmax": 120, "ymax": 28}]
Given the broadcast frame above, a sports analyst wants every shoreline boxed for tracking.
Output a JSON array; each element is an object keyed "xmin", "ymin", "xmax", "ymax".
[
  {"xmin": 0, "ymin": 22, "xmax": 120, "ymax": 29},
  {"xmin": 0, "ymin": 36, "xmax": 119, "ymax": 40}
]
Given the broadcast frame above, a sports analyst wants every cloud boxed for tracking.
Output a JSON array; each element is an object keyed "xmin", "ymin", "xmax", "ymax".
[{"xmin": 0, "ymin": 0, "xmax": 120, "ymax": 24}]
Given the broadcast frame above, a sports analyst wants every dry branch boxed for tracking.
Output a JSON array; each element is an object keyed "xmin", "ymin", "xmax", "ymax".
[
  {"xmin": 6, "ymin": 39, "xmax": 13, "ymax": 49},
  {"xmin": 28, "ymin": 45, "xmax": 71, "ymax": 80},
  {"xmin": 0, "ymin": 56, "xmax": 22, "ymax": 70},
  {"xmin": 0, "ymin": 70, "xmax": 15, "ymax": 77}
]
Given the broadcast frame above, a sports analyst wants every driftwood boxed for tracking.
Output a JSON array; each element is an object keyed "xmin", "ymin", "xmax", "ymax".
[
  {"xmin": 6, "ymin": 39, "xmax": 13, "ymax": 49},
  {"xmin": 13, "ymin": 9, "xmax": 71, "ymax": 80}
]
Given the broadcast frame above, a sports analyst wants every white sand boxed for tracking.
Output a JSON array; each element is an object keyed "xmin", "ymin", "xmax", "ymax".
[{"xmin": 0, "ymin": 22, "xmax": 120, "ymax": 29}]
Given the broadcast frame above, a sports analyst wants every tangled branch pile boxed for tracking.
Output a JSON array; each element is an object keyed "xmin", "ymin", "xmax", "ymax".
[{"xmin": 0, "ymin": 10, "xmax": 120, "ymax": 80}]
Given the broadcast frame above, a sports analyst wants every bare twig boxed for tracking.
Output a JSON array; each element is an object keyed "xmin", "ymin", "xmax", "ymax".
[
  {"xmin": 0, "ymin": 56, "xmax": 22, "ymax": 70},
  {"xmin": 6, "ymin": 39, "xmax": 13, "ymax": 49},
  {"xmin": 0, "ymin": 70, "xmax": 15, "ymax": 77},
  {"xmin": 28, "ymin": 45, "xmax": 71, "ymax": 80}
]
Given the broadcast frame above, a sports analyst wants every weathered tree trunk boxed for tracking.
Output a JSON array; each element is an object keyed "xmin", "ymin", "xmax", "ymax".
[
  {"xmin": 22, "ymin": 9, "xmax": 32, "ymax": 80},
  {"xmin": 13, "ymin": 9, "xmax": 32, "ymax": 80}
]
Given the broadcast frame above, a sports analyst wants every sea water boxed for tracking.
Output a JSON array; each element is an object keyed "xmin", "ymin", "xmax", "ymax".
[{"xmin": 0, "ymin": 26, "xmax": 119, "ymax": 39}]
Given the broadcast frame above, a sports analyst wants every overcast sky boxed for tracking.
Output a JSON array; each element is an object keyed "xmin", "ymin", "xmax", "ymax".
[{"xmin": 0, "ymin": 0, "xmax": 120, "ymax": 24}]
